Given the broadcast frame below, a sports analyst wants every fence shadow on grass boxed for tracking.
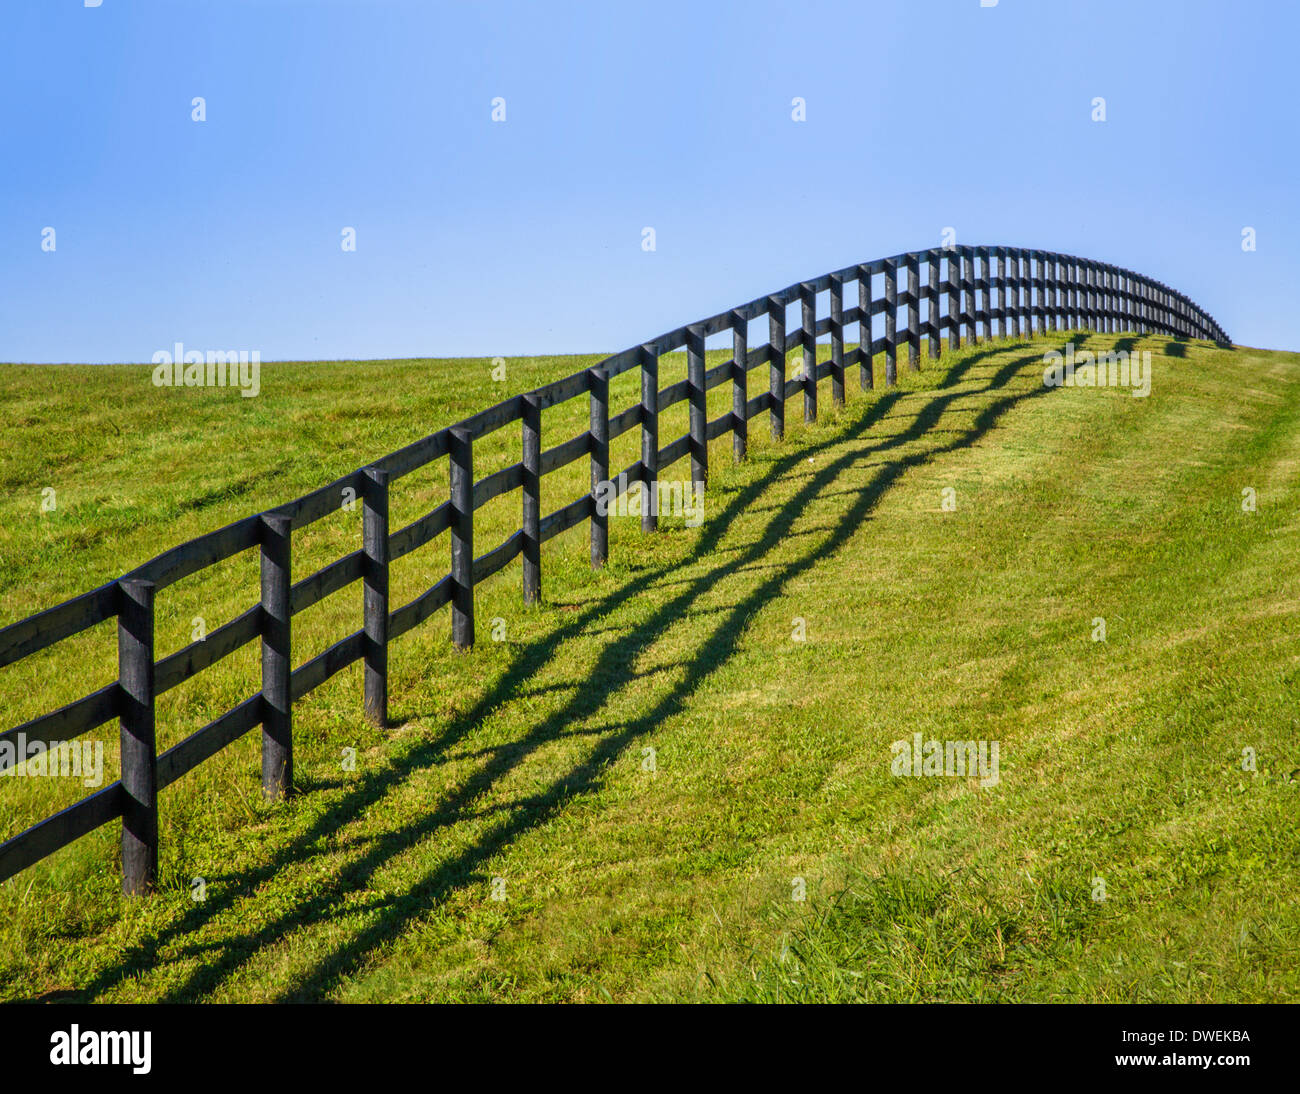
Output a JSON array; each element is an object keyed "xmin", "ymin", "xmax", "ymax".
[{"xmin": 62, "ymin": 336, "xmax": 1082, "ymax": 1003}]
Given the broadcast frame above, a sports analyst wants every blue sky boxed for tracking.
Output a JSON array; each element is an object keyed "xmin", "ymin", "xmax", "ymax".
[{"xmin": 1, "ymin": 0, "xmax": 1295, "ymax": 363}]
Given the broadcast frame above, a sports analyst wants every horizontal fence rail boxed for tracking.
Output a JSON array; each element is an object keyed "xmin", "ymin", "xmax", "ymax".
[{"xmin": 0, "ymin": 245, "xmax": 1229, "ymax": 893}]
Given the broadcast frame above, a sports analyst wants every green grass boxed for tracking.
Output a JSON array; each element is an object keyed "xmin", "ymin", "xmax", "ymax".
[{"xmin": 1, "ymin": 330, "xmax": 1298, "ymax": 1002}]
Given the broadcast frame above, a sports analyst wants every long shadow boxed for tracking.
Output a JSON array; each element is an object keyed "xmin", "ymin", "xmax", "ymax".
[
  {"xmin": 265, "ymin": 346, "xmax": 1067, "ymax": 1003},
  {"xmin": 71, "ymin": 338, "xmax": 1031, "ymax": 1001},
  {"xmin": 73, "ymin": 335, "xmax": 1068, "ymax": 1002}
]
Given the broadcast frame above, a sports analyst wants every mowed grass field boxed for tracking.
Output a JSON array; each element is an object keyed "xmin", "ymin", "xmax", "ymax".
[{"xmin": 1, "ymin": 330, "xmax": 1298, "ymax": 1002}]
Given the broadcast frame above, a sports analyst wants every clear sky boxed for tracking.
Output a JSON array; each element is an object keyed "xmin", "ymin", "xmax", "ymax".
[{"xmin": 2, "ymin": 0, "xmax": 1295, "ymax": 363}]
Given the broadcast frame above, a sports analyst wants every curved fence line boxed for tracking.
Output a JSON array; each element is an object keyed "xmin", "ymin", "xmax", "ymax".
[{"xmin": 0, "ymin": 244, "xmax": 1229, "ymax": 892}]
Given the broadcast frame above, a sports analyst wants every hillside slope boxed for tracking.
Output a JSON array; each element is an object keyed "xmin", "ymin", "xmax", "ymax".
[{"xmin": 1, "ymin": 332, "xmax": 1297, "ymax": 1002}]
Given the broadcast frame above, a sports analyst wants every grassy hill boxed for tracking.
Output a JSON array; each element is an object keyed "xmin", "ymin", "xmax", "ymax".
[{"xmin": 1, "ymin": 331, "xmax": 1297, "ymax": 1002}]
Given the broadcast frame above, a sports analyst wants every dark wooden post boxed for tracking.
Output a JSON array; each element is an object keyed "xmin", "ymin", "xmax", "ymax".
[
  {"xmin": 687, "ymin": 326, "xmax": 707, "ymax": 486},
  {"xmin": 1042, "ymin": 253, "xmax": 1052, "ymax": 335},
  {"xmin": 732, "ymin": 313, "xmax": 748, "ymax": 457},
  {"xmin": 978, "ymin": 248, "xmax": 992, "ymax": 342},
  {"xmin": 963, "ymin": 248, "xmax": 977, "ymax": 345},
  {"xmin": 907, "ymin": 254, "xmax": 920, "ymax": 369},
  {"xmin": 830, "ymin": 276, "xmax": 846, "ymax": 403},
  {"xmin": 1021, "ymin": 250, "xmax": 1032, "ymax": 336},
  {"xmin": 590, "ymin": 366, "xmax": 609, "ymax": 568},
  {"xmin": 118, "ymin": 578, "xmax": 157, "ymax": 896},
  {"xmin": 259, "ymin": 515, "xmax": 292, "ymax": 798},
  {"xmin": 449, "ymin": 427, "xmax": 474, "ymax": 650},
  {"xmin": 927, "ymin": 253, "xmax": 941, "ymax": 360},
  {"xmin": 769, "ymin": 299, "xmax": 785, "ymax": 439},
  {"xmin": 362, "ymin": 468, "xmax": 389, "ymax": 728},
  {"xmin": 859, "ymin": 267, "xmax": 874, "ymax": 389},
  {"xmin": 1030, "ymin": 252, "xmax": 1041, "ymax": 335},
  {"xmin": 884, "ymin": 258, "xmax": 897, "ymax": 385},
  {"xmin": 1029, "ymin": 252, "xmax": 1040, "ymax": 332},
  {"xmin": 947, "ymin": 250, "xmax": 961, "ymax": 349},
  {"xmin": 1045, "ymin": 255, "xmax": 1057, "ymax": 332},
  {"xmin": 1003, "ymin": 252, "xmax": 1013, "ymax": 337},
  {"xmin": 800, "ymin": 285, "xmax": 817, "ymax": 421},
  {"xmin": 522, "ymin": 394, "xmax": 541, "ymax": 601},
  {"xmin": 640, "ymin": 348, "xmax": 659, "ymax": 531},
  {"xmin": 1069, "ymin": 260, "xmax": 1080, "ymax": 330},
  {"xmin": 996, "ymin": 247, "xmax": 1006, "ymax": 340}
]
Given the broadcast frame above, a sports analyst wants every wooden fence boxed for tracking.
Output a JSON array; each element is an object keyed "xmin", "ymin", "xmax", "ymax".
[{"xmin": 0, "ymin": 245, "xmax": 1229, "ymax": 894}]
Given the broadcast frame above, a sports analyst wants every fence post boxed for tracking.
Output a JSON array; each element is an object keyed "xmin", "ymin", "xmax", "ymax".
[
  {"xmin": 1006, "ymin": 251, "xmax": 1019, "ymax": 339},
  {"xmin": 1029, "ymin": 252, "xmax": 1041, "ymax": 335},
  {"xmin": 117, "ymin": 578, "xmax": 157, "ymax": 896},
  {"xmin": 259, "ymin": 514, "xmax": 292, "ymax": 798},
  {"xmin": 1044, "ymin": 253, "xmax": 1053, "ymax": 334},
  {"xmin": 884, "ymin": 259, "xmax": 897, "ymax": 385},
  {"xmin": 687, "ymin": 325, "xmax": 707, "ymax": 487},
  {"xmin": 1023, "ymin": 250, "xmax": 1034, "ymax": 334},
  {"xmin": 732, "ymin": 313, "xmax": 748, "ymax": 457},
  {"xmin": 1046, "ymin": 255, "xmax": 1057, "ymax": 332},
  {"xmin": 927, "ymin": 253, "xmax": 941, "ymax": 360},
  {"xmin": 947, "ymin": 250, "xmax": 961, "ymax": 349},
  {"xmin": 830, "ymin": 276, "xmax": 846, "ymax": 403},
  {"xmin": 641, "ymin": 348, "xmax": 659, "ymax": 530},
  {"xmin": 769, "ymin": 298, "xmax": 785, "ymax": 438},
  {"xmin": 362, "ymin": 468, "xmax": 389, "ymax": 728},
  {"xmin": 449, "ymin": 427, "xmax": 474, "ymax": 650},
  {"xmin": 1070, "ymin": 260, "xmax": 1081, "ymax": 330},
  {"xmin": 907, "ymin": 254, "xmax": 920, "ymax": 369},
  {"xmin": 1092, "ymin": 264, "xmax": 1100, "ymax": 332},
  {"xmin": 522, "ymin": 394, "xmax": 541, "ymax": 601},
  {"xmin": 1020, "ymin": 250, "xmax": 1032, "ymax": 335},
  {"xmin": 995, "ymin": 248, "xmax": 1006, "ymax": 340},
  {"xmin": 978, "ymin": 248, "xmax": 992, "ymax": 342},
  {"xmin": 1061, "ymin": 259, "xmax": 1071, "ymax": 330},
  {"xmin": 858, "ymin": 268, "xmax": 874, "ymax": 390},
  {"xmin": 590, "ymin": 366, "xmax": 609, "ymax": 569},
  {"xmin": 801, "ymin": 284, "xmax": 817, "ymax": 420},
  {"xmin": 963, "ymin": 248, "xmax": 977, "ymax": 345}
]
